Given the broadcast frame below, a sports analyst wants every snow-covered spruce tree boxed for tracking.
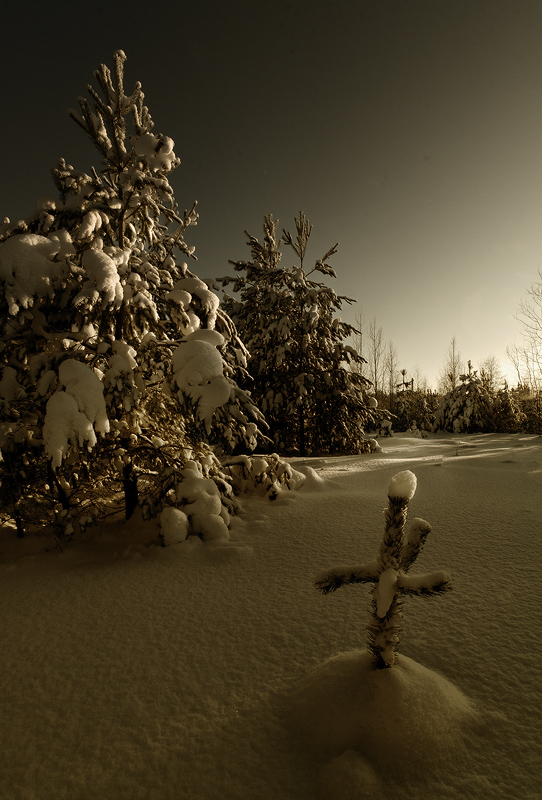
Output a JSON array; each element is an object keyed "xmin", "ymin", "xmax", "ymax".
[
  {"xmin": 217, "ymin": 213, "xmax": 382, "ymax": 455},
  {"xmin": 315, "ymin": 470, "xmax": 451, "ymax": 668},
  {"xmin": 492, "ymin": 383, "xmax": 526, "ymax": 433},
  {"xmin": 392, "ymin": 388, "xmax": 439, "ymax": 433},
  {"xmin": 433, "ymin": 361, "xmax": 494, "ymax": 434},
  {"xmin": 515, "ymin": 388, "xmax": 542, "ymax": 434},
  {"xmin": 0, "ymin": 51, "xmax": 266, "ymax": 541}
]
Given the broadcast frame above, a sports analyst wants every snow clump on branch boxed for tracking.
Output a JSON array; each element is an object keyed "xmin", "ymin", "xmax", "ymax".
[
  {"xmin": 171, "ymin": 330, "xmax": 233, "ymax": 432},
  {"xmin": 0, "ymin": 234, "xmax": 69, "ymax": 315},
  {"xmin": 43, "ymin": 360, "xmax": 109, "ymax": 469}
]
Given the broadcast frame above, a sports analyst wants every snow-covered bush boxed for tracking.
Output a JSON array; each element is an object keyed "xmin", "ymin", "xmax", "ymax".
[
  {"xmin": 222, "ymin": 453, "xmax": 306, "ymax": 498},
  {"xmin": 373, "ymin": 418, "xmax": 393, "ymax": 437},
  {"xmin": 0, "ymin": 52, "xmax": 265, "ymax": 539},
  {"xmin": 392, "ymin": 389, "xmax": 438, "ymax": 432},
  {"xmin": 433, "ymin": 362, "xmax": 493, "ymax": 433},
  {"xmin": 315, "ymin": 470, "xmax": 451, "ymax": 668},
  {"xmin": 218, "ymin": 213, "xmax": 384, "ymax": 455}
]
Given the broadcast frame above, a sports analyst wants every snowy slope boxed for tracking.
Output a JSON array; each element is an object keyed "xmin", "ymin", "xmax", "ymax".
[{"xmin": 1, "ymin": 433, "xmax": 541, "ymax": 800}]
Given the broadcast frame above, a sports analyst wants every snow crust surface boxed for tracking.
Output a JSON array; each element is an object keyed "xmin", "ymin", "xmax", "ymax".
[{"xmin": 1, "ymin": 433, "xmax": 541, "ymax": 799}]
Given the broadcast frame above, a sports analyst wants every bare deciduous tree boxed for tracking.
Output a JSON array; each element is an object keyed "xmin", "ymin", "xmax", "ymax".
[
  {"xmin": 413, "ymin": 365, "xmax": 429, "ymax": 393},
  {"xmin": 508, "ymin": 270, "xmax": 542, "ymax": 391},
  {"xmin": 437, "ymin": 337, "xmax": 462, "ymax": 394},
  {"xmin": 479, "ymin": 355, "xmax": 504, "ymax": 393},
  {"xmin": 384, "ymin": 342, "xmax": 400, "ymax": 402},
  {"xmin": 350, "ymin": 310, "xmax": 365, "ymax": 377},
  {"xmin": 367, "ymin": 317, "xmax": 385, "ymax": 396}
]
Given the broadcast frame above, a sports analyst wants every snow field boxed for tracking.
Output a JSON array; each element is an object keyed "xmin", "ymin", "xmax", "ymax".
[{"xmin": 0, "ymin": 433, "xmax": 541, "ymax": 799}]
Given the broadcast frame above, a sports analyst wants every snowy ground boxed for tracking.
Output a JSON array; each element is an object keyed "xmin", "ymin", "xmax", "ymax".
[{"xmin": 1, "ymin": 433, "xmax": 541, "ymax": 800}]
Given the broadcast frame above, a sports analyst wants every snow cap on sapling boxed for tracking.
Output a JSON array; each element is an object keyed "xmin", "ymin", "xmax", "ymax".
[{"xmin": 388, "ymin": 469, "xmax": 417, "ymax": 501}]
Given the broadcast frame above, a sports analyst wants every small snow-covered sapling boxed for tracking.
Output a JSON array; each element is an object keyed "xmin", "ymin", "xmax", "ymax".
[{"xmin": 314, "ymin": 470, "xmax": 451, "ymax": 668}]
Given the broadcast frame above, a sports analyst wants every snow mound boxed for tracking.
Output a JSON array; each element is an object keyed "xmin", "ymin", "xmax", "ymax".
[
  {"xmin": 176, "ymin": 466, "xmax": 230, "ymax": 541},
  {"xmin": 319, "ymin": 750, "xmax": 381, "ymax": 800},
  {"xmin": 296, "ymin": 465, "xmax": 325, "ymax": 490},
  {"xmin": 288, "ymin": 649, "xmax": 476, "ymax": 780},
  {"xmin": 159, "ymin": 507, "xmax": 189, "ymax": 546}
]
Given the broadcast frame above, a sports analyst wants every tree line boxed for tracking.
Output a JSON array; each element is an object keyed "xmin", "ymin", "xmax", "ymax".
[{"xmin": 350, "ymin": 324, "xmax": 542, "ymax": 435}]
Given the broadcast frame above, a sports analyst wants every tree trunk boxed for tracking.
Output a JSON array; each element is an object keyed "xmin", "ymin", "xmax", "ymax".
[
  {"xmin": 15, "ymin": 512, "xmax": 25, "ymax": 538},
  {"xmin": 123, "ymin": 461, "xmax": 138, "ymax": 520},
  {"xmin": 299, "ymin": 408, "xmax": 306, "ymax": 456}
]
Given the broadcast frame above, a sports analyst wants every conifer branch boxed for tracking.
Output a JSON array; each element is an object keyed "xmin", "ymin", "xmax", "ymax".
[
  {"xmin": 315, "ymin": 561, "xmax": 379, "ymax": 594},
  {"xmin": 400, "ymin": 518, "xmax": 432, "ymax": 571}
]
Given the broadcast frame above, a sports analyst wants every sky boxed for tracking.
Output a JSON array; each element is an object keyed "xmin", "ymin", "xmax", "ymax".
[{"xmin": 1, "ymin": 0, "xmax": 540, "ymax": 389}]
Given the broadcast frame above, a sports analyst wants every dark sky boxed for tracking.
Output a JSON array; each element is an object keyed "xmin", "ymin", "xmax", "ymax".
[{"xmin": 1, "ymin": 0, "xmax": 541, "ymax": 386}]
